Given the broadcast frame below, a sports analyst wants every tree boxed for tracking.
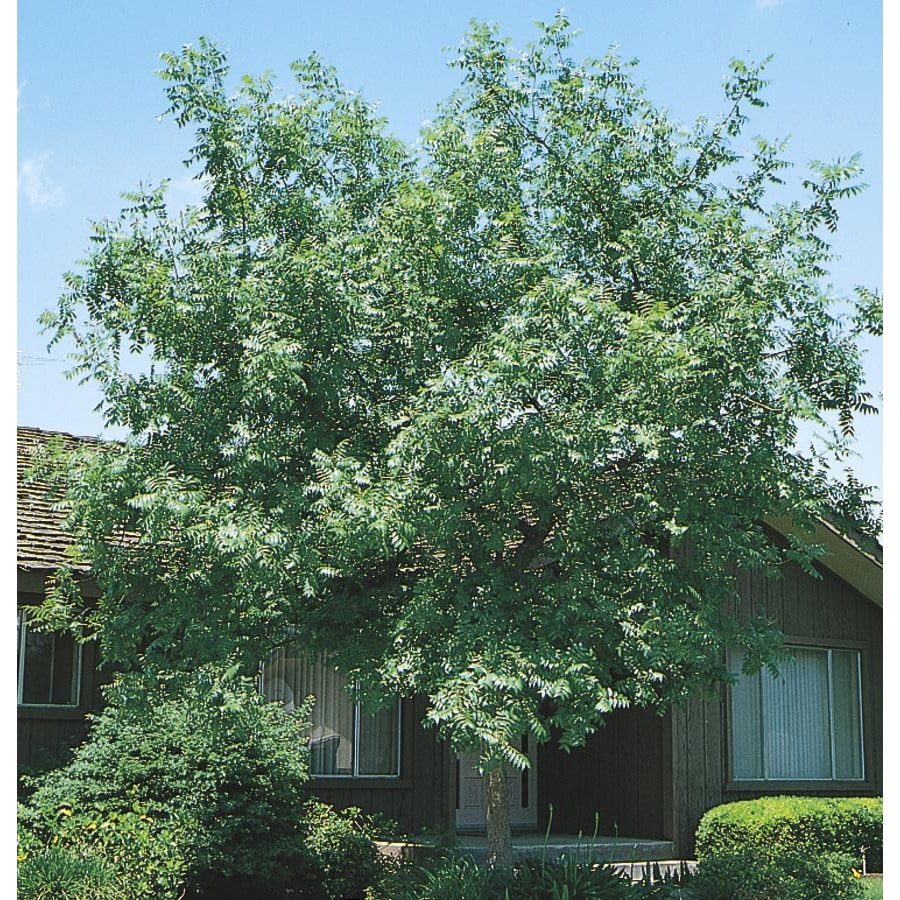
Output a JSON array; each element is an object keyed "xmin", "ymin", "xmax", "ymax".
[{"xmin": 41, "ymin": 17, "xmax": 880, "ymax": 868}]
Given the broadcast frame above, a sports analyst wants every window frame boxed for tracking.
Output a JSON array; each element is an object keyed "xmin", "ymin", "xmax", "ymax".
[
  {"xmin": 727, "ymin": 640, "xmax": 867, "ymax": 787},
  {"xmin": 334, "ymin": 695, "xmax": 403, "ymax": 780},
  {"xmin": 17, "ymin": 608, "xmax": 83, "ymax": 709},
  {"xmin": 259, "ymin": 653, "xmax": 403, "ymax": 780}
]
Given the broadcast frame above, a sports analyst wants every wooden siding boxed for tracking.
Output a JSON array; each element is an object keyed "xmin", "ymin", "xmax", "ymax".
[
  {"xmin": 307, "ymin": 695, "xmax": 454, "ymax": 835},
  {"xmin": 537, "ymin": 707, "xmax": 668, "ymax": 839},
  {"xmin": 669, "ymin": 556, "xmax": 883, "ymax": 856},
  {"xmin": 17, "ymin": 631, "xmax": 106, "ymax": 777}
]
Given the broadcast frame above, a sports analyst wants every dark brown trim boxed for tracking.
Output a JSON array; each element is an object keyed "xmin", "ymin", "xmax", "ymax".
[
  {"xmin": 310, "ymin": 777, "xmax": 412, "ymax": 790},
  {"xmin": 17, "ymin": 707, "xmax": 87, "ymax": 721},
  {"xmin": 860, "ymin": 642, "xmax": 878, "ymax": 790},
  {"xmin": 660, "ymin": 710, "xmax": 674, "ymax": 841},
  {"xmin": 725, "ymin": 780, "xmax": 875, "ymax": 793},
  {"xmin": 781, "ymin": 635, "xmax": 867, "ymax": 650},
  {"xmin": 401, "ymin": 694, "xmax": 415, "ymax": 781},
  {"xmin": 17, "ymin": 572, "xmax": 102, "ymax": 600}
]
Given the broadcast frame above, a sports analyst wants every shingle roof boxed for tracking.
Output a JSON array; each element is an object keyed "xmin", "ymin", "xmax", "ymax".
[{"xmin": 17, "ymin": 426, "xmax": 98, "ymax": 573}]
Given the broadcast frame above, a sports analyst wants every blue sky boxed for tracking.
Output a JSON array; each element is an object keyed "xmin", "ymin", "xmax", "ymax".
[{"xmin": 16, "ymin": 0, "xmax": 883, "ymax": 493}]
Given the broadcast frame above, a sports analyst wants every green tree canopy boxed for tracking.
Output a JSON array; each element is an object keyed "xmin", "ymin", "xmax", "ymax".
[{"xmin": 43, "ymin": 17, "xmax": 879, "ymax": 773}]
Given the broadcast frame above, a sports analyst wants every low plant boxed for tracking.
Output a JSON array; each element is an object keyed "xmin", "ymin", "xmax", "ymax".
[
  {"xmin": 17, "ymin": 801, "xmax": 189, "ymax": 899},
  {"xmin": 630, "ymin": 862, "xmax": 695, "ymax": 899},
  {"xmin": 17, "ymin": 846, "xmax": 118, "ymax": 900},
  {"xmin": 388, "ymin": 854, "xmax": 498, "ymax": 900},
  {"xmin": 377, "ymin": 851, "xmax": 658, "ymax": 900},
  {"xmin": 504, "ymin": 854, "xmax": 633, "ymax": 899}
]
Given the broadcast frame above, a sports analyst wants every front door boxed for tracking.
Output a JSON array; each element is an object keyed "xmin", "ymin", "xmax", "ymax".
[{"xmin": 456, "ymin": 736, "xmax": 538, "ymax": 831}]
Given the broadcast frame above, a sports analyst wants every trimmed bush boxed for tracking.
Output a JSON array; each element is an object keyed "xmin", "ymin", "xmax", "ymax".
[
  {"xmin": 695, "ymin": 796, "xmax": 882, "ymax": 871},
  {"xmin": 689, "ymin": 847, "xmax": 864, "ymax": 900}
]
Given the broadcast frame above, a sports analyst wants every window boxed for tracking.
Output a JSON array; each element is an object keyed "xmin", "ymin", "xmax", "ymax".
[
  {"xmin": 260, "ymin": 651, "xmax": 400, "ymax": 777},
  {"xmin": 729, "ymin": 646, "xmax": 864, "ymax": 781},
  {"xmin": 17, "ymin": 609, "xmax": 82, "ymax": 707}
]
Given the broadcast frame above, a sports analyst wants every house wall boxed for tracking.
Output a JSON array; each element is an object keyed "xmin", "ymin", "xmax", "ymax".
[
  {"xmin": 17, "ymin": 586, "xmax": 106, "ymax": 777},
  {"xmin": 305, "ymin": 694, "xmax": 455, "ymax": 835},
  {"xmin": 17, "ymin": 547, "xmax": 881, "ymax": 849},
  {"xmin": 669, "ymin": 557, "xmax": 883, "ymax": 856},
  {"xmin": 537, "ymin": 707, "xmax": 670, "ymax": 840}
]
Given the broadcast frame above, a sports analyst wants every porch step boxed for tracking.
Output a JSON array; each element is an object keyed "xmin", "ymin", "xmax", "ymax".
[
  {"xmin": 455, "ymin": 834, "xmax": 676, "ymax": 866},
  {"xmin": 612, "ymin": 859, "xmax": 697, "ymax": 883}
]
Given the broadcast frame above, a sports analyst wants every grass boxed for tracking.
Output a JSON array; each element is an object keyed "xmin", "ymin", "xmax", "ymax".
[{"xmin": 860, "ymin": 875, "xmax": 883, "ymax": 899}]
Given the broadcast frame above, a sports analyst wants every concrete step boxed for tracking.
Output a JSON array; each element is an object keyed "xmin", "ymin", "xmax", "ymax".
[{"xmin": 455, "ymin": 834, "xmax": 676, "ymax": 865}]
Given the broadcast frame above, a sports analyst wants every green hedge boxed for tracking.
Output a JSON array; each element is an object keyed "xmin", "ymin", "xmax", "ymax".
[
  {"xmin": 695, "ymin": 796, "xmax": 882, "ymax": 870},
  {"xmin": 689, "ymin": 848, "xmax": 864, "ymax": 900}
]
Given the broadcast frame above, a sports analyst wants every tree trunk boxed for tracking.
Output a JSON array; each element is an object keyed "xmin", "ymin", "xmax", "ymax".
[{"xmin": 484, "ymin": 764, "xmax": 513, "ymax": 871}]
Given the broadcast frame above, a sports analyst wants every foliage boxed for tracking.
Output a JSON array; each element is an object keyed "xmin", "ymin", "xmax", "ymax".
[
  {"xmin": 39, "ymin": 10, "xmax": 879, "ymax": 839},
  {"xmin": 630, "ymin": 862, "xmax": 695, "ymax": 899},
  {"xmin": 17, "ymin": 846, "xmax": 119, "ymax": 900},
  {"xmin": 18, "ymin": 803, "xmax": 188, "ymax": 899},
  {"xmin": 374, "ymin": 851, "xmax": 680, "ymax": 900},
  {"xmin": 387, "ymin": 854, "xmax": 499, "ymax": 900},
  {"xmin": 17, "ymin": 665, "xmax": 385, "ymax": 898},
  {"xmin": 694, "ymin": 796, "xmax": 883, "ymax": 871},
  {"xmin": 299, "ymin": 801, "xmax": 391, "ymax": 900},
  {"xmin": 688, "ymin": 848, "xmax": 863, "ymax": 900},
  {"xmin": 504, "ymin": 854, "xmax": 634, "ymax": 898}
]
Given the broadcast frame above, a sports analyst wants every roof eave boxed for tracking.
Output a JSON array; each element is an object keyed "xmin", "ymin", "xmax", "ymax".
[{"xmin": 764, "ymin": 515, "xmax": 883, "ymax": 608}]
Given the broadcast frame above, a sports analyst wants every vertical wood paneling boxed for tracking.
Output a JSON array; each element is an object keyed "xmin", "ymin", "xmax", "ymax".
[
  {"xmin": 737, "ymin": 569, "xmax": 753, "ymax": 622},
  {"xmin": 308, "ymin": 696, "xmax": 452, "ymax": 835},
  {"xmin": 781, "ymin": 560, "xmax": 800, "ymax": 636},
  {"xmin": 17, "ymin": 717, "xmax": 89, "ymax": 776},
  {"xmin": 866, "ymin": 607, "xmax": 882, "ymax": 792},
  {"xmin": 535, "ymin": 709, "xmax": 666, "ymax": 839},
  {"xmin": 704, "ymin": 692, "xmax": 723, "ymax": 816},
  {"xmin": 670, "ymin": 557, "xmax": 881, "ymax": 858},
  {"xmin": 797, "ymin": 561, "xmax": 819, "ymax": 639},
  {"xmin": 670, "ymin": 703, "xmax": 691, "ymax": 855}
]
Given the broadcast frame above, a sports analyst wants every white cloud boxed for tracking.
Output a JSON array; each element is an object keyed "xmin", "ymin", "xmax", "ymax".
[{"xmin": 18, "ymin": 154, "xmax": 66, "ymax": 208}]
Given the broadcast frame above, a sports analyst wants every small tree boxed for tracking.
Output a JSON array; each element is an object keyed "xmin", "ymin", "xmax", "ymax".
[{"xmin": 42, "ymin": 17, "xmax": 880, "ymax": 867}]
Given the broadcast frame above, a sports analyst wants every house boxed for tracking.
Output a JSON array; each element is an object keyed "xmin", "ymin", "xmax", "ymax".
[
  {"xmin": 17, "ymin": 426, "xmax": 107, "ymax": 775},
  {"xmin": 17, "ymin": 426, "xmax": 882, "ymax": 855}
]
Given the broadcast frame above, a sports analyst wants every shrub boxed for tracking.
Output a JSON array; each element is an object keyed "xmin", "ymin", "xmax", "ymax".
[
  {"xmin": 689, "ymin": 847, "xmax": 864, "ymax": 900},
  {"xmin": 19, "ymin": 667, "xmax": 394, "ymax": 900},
  {"xmin": 17, "ymin": 846, "xmax": 118, "ymax": 900},
  {"xmin": 22, "ymin": 802, "xmax": 191, "ymax": 899},
  {"xmin": 18, "ymin": 665, "xmax": 385, "ymax": 899},
  {"xmin": 695, "ymin": 796, "xmax": 883, "ymax": 871},
  {"xmin": 299, "ymin": 802, "xmax": 390, "ymax": 900}
]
